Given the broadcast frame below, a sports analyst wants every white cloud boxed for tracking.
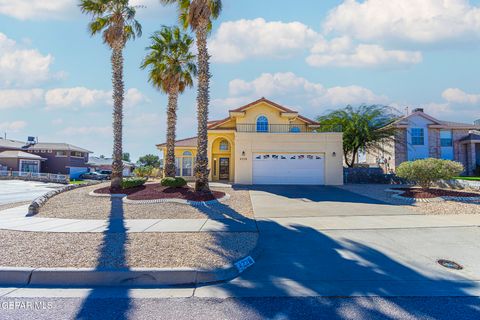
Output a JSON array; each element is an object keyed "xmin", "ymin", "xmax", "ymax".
[
  {"xmin": 45, "ymin": 87, "xmax": 111, "ymax": 110},
  {"xmin": 0, "ymin": 33, "xmax": 57, "ymax": 86},
  {"xmin": 0, "ymin": 120, "xmax": 27, "ymax": 133},
  {"xmin": 422, "ymin": 88, "xmax": 480, "ymax": 121},
  {"xmin": 307, "ymin": 36, "xmax": 422, "ymax": 67},
  {"xmin": 0, "ymin": 0, "xmax": 171, "ymax": 20},
  {"xmin": 0, "ymin": 0, "xmax": 74, "ymax": 20},
  {"xmin": 213, "ymin": 72, "xmax": 388, "ymax": 114},
  {"xmin": 51, "ymin": 118, "xmax": 64, "ymax": 125},
  {"xmin": 45, "ymin": 87, "xmax": 148, "ymax": 110},
  {"xmin": 60, "ymin": 126, "xmax": 111, "ymax": 136},
  {"xmin": 210, "ymin": 18, "xmax": 319, "ymax": 63},
  {"xmin": 324, "ymin": 0, "xmax": 480, "ymax": 44},
  {"xmin": 0, "ymin": 89, "xmax": 44, "ymax": 109},
  {"xmin": 441, "ymin": 88, "xmax": 480, "ymax": 104}
]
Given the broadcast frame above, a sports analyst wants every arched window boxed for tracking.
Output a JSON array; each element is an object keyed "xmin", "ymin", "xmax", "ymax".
[
  {"xmin": 256, "ymin": 116, "xmax": 269, "ymax": 132},
  {"xmin": 219, "ymin": 140, "xmax": 229, "ymax": 151},
  {"xmin": 183, "ymin": 151, "xmax": 193, "ymax": 156},
  {"xmin": 290, "ymin": 126, "xmax": 301, "ymax": 133}
]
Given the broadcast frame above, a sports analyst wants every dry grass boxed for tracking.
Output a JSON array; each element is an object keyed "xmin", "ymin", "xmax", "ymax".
[
  {"xmin": 0, "ymin": 230, "xmax": 258, "ymax": 269},
  {"xmin": 37, "ymin": 183, "xmax": 253, "ymax": 220}
]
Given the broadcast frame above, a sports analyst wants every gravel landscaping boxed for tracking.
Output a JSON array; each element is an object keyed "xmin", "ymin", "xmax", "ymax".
[
  {"xmin": 394, "ymin": 187, "xmax": 480, "ymax": 199},
  {"xmin": 0, "ymin": 230, "xmax": 258, "ymax": 268},
  {"xmin": 339, "ymin": 184, "xmax": 480, "ymax": 215},
  {"xmin": 94, "ymin": 183, "xmax": 226, "ymax": 202},
  {"xmin": 37, "ymin": 183, "xmax": 253, "ymax": 219}
]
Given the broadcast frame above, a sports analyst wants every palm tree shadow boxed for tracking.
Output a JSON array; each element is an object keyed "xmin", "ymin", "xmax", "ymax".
[
  {"xmin": 197, "ymin": 201, "xmax": 480, "ymax": 319},
  {"xmin": 75, "ymin": 197, "xmax": 131, "ymax": 320}
]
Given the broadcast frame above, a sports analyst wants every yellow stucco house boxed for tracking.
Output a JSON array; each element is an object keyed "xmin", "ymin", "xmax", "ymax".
[{"xmin": 156, "ymin": 98, "xmax": 343, "ymax": 185}]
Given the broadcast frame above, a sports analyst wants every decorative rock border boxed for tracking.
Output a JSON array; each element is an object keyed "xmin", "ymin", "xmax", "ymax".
[
  {"xmin": 123, "ymin": 193, "xmax": 231, "ymax": 206},
  {"xmin": 88, "ymin": 189, "xmax": 231, "ymax": 206},
  {"xmin": 28, "ymin": 181, "xmax": 101, "ymax": 216},
  {"xmin": 386, "ymin": 188, "xmax": 480, "ymax": 203}
]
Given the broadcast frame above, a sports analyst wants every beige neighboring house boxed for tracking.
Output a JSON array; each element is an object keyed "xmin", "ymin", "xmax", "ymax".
[
  {"xmin": 157, "ymin": 98, "xmax": 344, "ymax": 185},
  {"xmin": 366, "ymin": 108, "xmax": 480, "ymax": 175}
]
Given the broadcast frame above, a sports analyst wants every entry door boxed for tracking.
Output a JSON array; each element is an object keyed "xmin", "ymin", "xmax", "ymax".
[{"xmin": 219, "ymin": 158, "xmax": 230, "ymax": 180}]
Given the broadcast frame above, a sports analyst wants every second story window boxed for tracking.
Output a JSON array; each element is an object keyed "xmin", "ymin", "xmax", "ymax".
[
  {"xmin": 411, "ymin": 128, "xmax": 424, "ymax": 145},
  {"xmin": 71, "ymin": 151, "xmax": 84, "ymax": 157},
  {"xmin": 256, "ymin": 116, "xmax": 269, "ymax": 132},
  {"xmin": 440, "ymin": 130, "xmax": 453, "ymax": 147},
  {"xmin": 219, "ymin": 140, "xmax": 229, "ymax": 151},
  {"xmin": 55, "ymin": 151, "xmax": 67, "ymax": 157}
]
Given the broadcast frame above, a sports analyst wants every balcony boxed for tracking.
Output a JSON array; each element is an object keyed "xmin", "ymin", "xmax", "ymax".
[{"xmin": 235, "ymin": 124, "xmax": 342, "ymax": 133}]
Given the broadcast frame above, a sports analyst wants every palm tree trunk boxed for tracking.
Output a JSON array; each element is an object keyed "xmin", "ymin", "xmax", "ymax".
[
  {"xmin": 164, "ymin": 89, "xmax": 179, "ymax": 178},
  {"xmin": 110, "ymin": 45, "xmax": 124, "ymax": 190},
  {"xmin": 193, "ymin": 22, "xmax": 211, "ymax": 193}
]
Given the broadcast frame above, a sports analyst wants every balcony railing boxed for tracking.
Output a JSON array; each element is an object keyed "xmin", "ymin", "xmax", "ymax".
[{"xmin": 235, "ymin": 124, "xmax": 342, "ymax": 133}]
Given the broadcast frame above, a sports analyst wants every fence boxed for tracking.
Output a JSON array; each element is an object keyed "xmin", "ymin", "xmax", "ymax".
[
  {"xmin": 236, "ymin": 124, "xmax": 342, "ymax": 133},
  {"xmin": 0, "ymin": 171, "xmax": 69, "ymax": 184}
]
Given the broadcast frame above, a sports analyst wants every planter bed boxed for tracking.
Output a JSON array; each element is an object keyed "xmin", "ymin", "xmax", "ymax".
[
  {"xmin": 93, "ymin": 183, "xmax": 226, "ymax": 202},
  {"xmin": 395, "ymin": 188, "xmax": 480, "ymax": 199}
]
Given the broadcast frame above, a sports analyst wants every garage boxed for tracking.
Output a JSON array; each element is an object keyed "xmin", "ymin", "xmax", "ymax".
[{"xmin": 252, "ymin": 153, "xmax": 325, "ymax": 185}]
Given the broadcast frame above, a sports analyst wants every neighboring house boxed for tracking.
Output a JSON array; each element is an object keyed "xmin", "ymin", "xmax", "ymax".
[
  {"xmin": 87, "ymin": 156, "xmax": 135, "ymax": 177},
  {"xmin": 0, "ymin": 137, "xmax": 92, "ymax": 175},
  {"xmin": 157, "ymin": 98, "xmax": 343, "ymax": 185},
  {"xmin": 366, "ymin": 108, "xmax": 480, "ymax": 175},
  {"xmin": 0, "ymin": 151, "xmax": 45, "ymax": 173}
]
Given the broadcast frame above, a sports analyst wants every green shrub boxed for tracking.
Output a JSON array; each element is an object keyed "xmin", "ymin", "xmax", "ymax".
[
  {"xmin": 134, "ymin": 166, "xmax": 153, "ymax": 178},
  {"xmin": 161, "ymin": 177, "xmax": 187, "ymax": 188},
  {"xmin": 396, "ymin": 158, "xmax": 464, "ymax": 188},
  {"xmin": 121, "ymin": 177, "xmax": 147, "ymax": 189}
]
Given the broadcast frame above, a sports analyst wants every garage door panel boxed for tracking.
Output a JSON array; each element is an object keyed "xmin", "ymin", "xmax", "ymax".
[{"xmin": 253, "ymin": 153, "xmax": 325, "ymax": 185}]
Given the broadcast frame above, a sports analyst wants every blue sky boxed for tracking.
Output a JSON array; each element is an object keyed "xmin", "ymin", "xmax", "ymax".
[{"xmin": 1, "ymin": 0, "xmax": 480, "ymax": 161}]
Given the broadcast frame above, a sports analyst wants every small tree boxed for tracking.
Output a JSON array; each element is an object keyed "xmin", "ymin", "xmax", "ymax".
[
  {"xmin": 318, "ymin": 105, "xmax": 400, "ymax": 167},
  {"xmin": 122, "ymin": 152, "xmax": 131, "ymax": 162},
  {"xmin": 396, "ymin": 158, "xmax": 464, "ymax": 189},
  {"xmin": 137, "ymin": 154, "xmax": 161, "ymax": 167}
]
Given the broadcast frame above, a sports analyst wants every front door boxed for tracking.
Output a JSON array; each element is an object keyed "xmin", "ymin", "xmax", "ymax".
[{"xmin": 219, "ymin": 158, "xmax": 230, "ymax": 180}]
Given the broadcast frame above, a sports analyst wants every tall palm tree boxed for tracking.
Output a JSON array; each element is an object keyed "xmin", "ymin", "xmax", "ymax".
[
  {"xmin": 79, "ymin": 0, "xmax": 142, "ymax": 189},
  {"xmin": 141, "ymin": 26, "xmax": 197, "ymax": 178},
  {"xmin": 160, "ymin": 0, "xmax": 222, "ymax": 192}
]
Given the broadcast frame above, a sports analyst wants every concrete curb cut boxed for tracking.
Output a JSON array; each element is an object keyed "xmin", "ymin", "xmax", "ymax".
[
  {"xmin": 0, "ymin": 242, "xmax": 262, "ymax": 287},
  {"xmin": 28, "ymin": 182, "xmax": 101, "ymax": 216},
  {"xmin": 386, "ymin": 188, "xmax": 480, "ymax": 203}
]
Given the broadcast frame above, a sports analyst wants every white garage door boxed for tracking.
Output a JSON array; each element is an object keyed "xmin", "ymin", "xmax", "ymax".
[{"xmin": 253, "ymin": 153, "xmax": 325, "ymax": 185}]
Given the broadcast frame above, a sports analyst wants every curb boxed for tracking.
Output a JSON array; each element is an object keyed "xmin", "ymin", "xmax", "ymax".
[
  {"xmin": 0, "ymin": 244, "xmax": 262, "ymax": 287},
  {"xmin": 386, "ymin": 188, "xmax": 480, "ymax": 203}
]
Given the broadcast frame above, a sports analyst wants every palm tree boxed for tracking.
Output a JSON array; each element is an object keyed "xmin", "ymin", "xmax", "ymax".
[
  {"xmin": 318, "ymin": 105, "xmax": 400, "ymax": 167},
  {"xmin": 141, "ymin": 26, "xmax": 197, "ymax": 178},
  {"xmin": 160, "ymin": 0, "xmax": 222, "ymax": 192},
  {"xmin": 79, "ymin": 0, "xmax": 142, "ymax": 189}
]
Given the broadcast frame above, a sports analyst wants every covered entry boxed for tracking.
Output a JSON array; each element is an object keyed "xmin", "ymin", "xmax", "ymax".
[{"xmin": 253, "ymin": 153, "xmax": 325, "ymax": 185}]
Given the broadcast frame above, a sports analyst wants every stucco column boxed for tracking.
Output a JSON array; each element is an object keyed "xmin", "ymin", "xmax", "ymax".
[{"xmin": 470, "ymin": 142, "xmax": 477, "ymax": 175}]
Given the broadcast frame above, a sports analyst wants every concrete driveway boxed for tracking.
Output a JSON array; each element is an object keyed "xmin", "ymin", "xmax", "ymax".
[
  {"xmin": 0, "ymin": 180, "xmax": 63, "ymax": 205},
  {"xmin": 196, "ymin": 185, "xmax": 480, "ymax": 298},
  {"xmin": 249, "ymin": 185, "xmax": 418, "ymax": 218}
]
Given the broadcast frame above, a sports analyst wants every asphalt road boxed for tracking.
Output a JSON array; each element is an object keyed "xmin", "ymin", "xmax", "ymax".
[
  {"xmin": 0, "ymin": 296, "xmax": 479, "ymax": 320},
  {"xmin": 0, "ymin": 180, "xmax": 63, "ymax": 205}
]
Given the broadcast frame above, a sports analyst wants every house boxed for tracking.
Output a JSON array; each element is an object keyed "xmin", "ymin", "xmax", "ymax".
[
  {"xmin": 0, "ymin": 137, "xmax": 92, "ymax": 175},
  {"xmin": 0, "ymin": 150, "xmax": 45, "ymax": 173},
  {"xmin": 156, "ymin": 98, "xmax": 344, "ymax": 185},
  {"xmin": 366, "ymin": 108, "xmax": 480, "ymax": 175},
  {"xmin": 87, "ymin": 156, "xmax": 135, "ymax": 177}
]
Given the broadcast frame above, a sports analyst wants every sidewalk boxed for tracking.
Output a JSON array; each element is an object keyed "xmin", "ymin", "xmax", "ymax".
[{"xmin": 0, "ymin": 205, "xmax": 257, "ymax": 233}]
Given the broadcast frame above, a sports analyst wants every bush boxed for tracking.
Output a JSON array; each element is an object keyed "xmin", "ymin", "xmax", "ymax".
[
  {"xmin": 134, "ymin": 166, "xmax": 153, "ymax": 178},
  {"xmin": 396, "ymin": 158, "xmax": 464, "ymax": 189},
  {"xmin": 161, "ymin": 177, "xmax": 187, "ymax": 188},
  {"xmin": 121, "ymin": 177, "xmax": 147, "ymax": 189}
]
